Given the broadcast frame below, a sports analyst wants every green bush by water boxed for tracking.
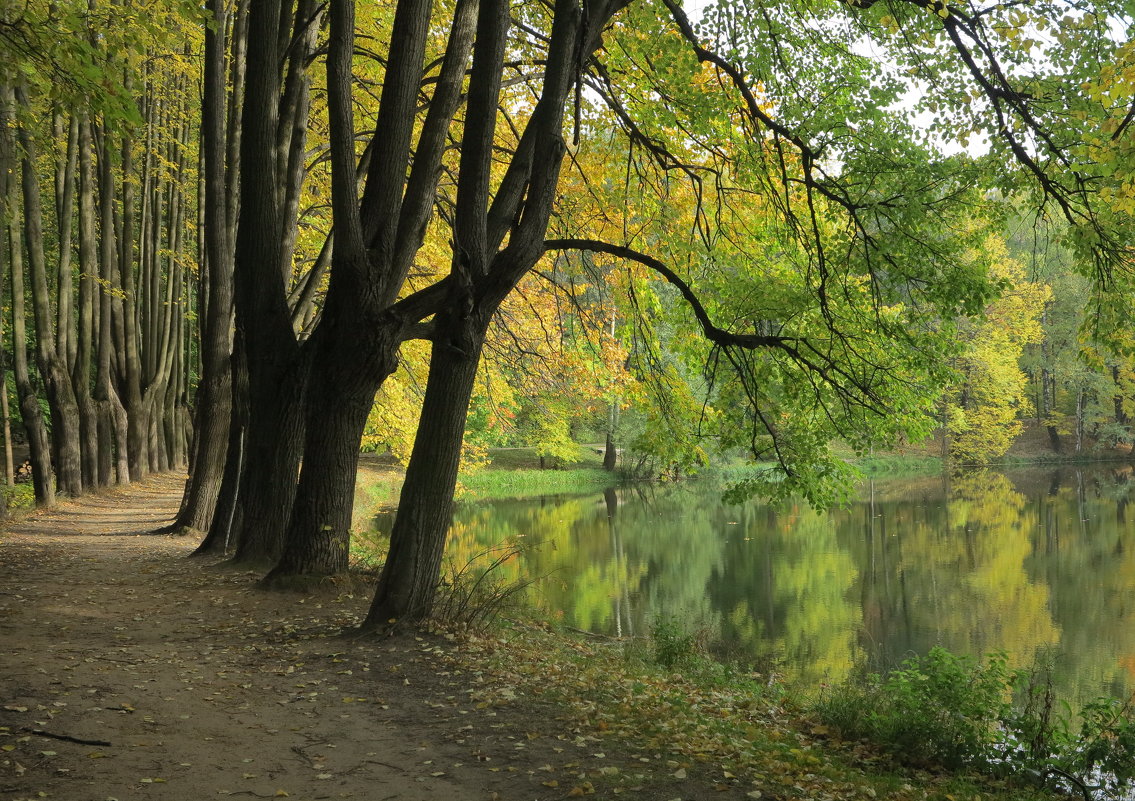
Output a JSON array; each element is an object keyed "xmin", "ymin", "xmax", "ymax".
[
  {"xmin": 650, "ymin": 615, "xmax": 701, "ymax": 670},
  {"xmin": 814, "ymin": 647, "xmax": 1135, "ymax": 797}
]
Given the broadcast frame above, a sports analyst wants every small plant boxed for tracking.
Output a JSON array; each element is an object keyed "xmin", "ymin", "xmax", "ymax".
[
  {"xmin": 430, "ymin": 539, "xmax": 536, "ymax": 635},
  {"xmin": 0, "ymin": 482, "xmax": 34, "ymax": 514},
  {"xmin": 1074, "ymin": 696, "xmax": 1135, "ymax": 797},
  {"xmin": 650, "ymin": 615, "xmax": 700, "ymax": 670}
]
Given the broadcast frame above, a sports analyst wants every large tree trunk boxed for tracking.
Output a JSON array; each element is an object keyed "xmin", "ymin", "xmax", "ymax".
[
  {"xmin": 358, "ymin": 0, "xmax": 600, "ymax": 629},
  {"xmin": 263, "ymin": 308, "xmax": 399, "ymax": 584},
  {"xmin": 226, "ymin": 0, "xmax": 308, "ymax": 568},
  {"xmin": 170, "ymin": 0, "xmax": 239, "ymax": 534},
  {"xmin": 262, "ymin": 0, "xmax": 478, "ymax": 585},
  {"xmin": 363, "ymin": 312, "xmax": 486, "ymax": 629}
]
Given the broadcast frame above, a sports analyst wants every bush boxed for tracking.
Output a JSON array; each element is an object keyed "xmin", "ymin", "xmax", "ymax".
[
  {"xmin": 0, "ymin": 483, "xmax": 34, "ymax": 514},
  {"xmin": 815, "ymin": 647, "xmax": 1135, "ymax": 798},
  {"xmin": 650, "ymin": 615, "xmax": 701, "ymax": 670},
  {"xmin": 816, "ymin": 648, "xmax": 1013, "ymax": 770}
]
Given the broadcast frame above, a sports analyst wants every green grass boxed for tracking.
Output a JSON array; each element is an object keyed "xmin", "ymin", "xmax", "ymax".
[
  {"xmin": 485, "ymin": 444, "xmax": 606, "ymax": 471},
  {"xmin": 458, "ymin": 466, "xmax": 619, "ymax": 499},
  {"xmin": 853, "ymin": 453, "xmax": 944, "ymax": 476}
]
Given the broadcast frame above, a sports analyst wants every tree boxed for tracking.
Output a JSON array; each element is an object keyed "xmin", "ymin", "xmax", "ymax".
[
  {"xmin": 0, "ymin": 0, "xmax": 202, "ymax": 503},
  {"xmin": 946, "ymin": 236, "xmax": 1050, "ymax": 464},
  {"xmin": 164, "ymin": 0, "xmax": 1129, "ymax": 633},
  {"xmin": 167, "ymin": 0, "xmax": 240, "ymax": 538}
]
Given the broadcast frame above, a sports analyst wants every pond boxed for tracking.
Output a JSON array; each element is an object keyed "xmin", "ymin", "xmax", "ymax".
[{"xmin": 371, "ymin": 464, "xmax": 1135, "ymax": 702}]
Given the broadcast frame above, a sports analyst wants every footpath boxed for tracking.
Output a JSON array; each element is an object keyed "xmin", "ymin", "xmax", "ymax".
[{"xmin": 0, "ymin": 473, "xmax": 750, "ymax": 801}]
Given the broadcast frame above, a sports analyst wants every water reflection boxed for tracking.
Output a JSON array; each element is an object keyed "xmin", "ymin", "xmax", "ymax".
[{"xmin": 370, "ymin": 465, "xmax": 1135, "ymax": 701}]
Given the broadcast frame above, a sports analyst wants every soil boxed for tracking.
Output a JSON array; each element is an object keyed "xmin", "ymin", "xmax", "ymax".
[{"xmin": 0, "ymin": 473, "xmax": 752, "ymax": 801}]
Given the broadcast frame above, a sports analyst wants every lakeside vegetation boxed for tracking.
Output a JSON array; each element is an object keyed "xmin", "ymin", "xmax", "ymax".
[{"xmin": 444, "ymin": 613, "xmax": 1133, "ymax": 800}]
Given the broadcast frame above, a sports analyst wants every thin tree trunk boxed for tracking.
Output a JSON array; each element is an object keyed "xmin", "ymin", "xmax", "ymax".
[
  {"xmin": 1, "ymin": 85, "xmax": 53, "ymax": 505},
  {"xmin": 119, "ymin": 88, "xmax": 148, "ymax": 479},
  {"xmin": 196, "ymin": 330, "xmax": 248, "ymax": 556},
  {"xmin": 15, "ymin": 86, "xmax": 84, "ymax": 496},
  {"xmin": 95, "ymin": 124, "xmax": 131, "ymax": 486},
  {"xmin": 75, "ymin": 117, "xmax": 100, "ymax": 486}
]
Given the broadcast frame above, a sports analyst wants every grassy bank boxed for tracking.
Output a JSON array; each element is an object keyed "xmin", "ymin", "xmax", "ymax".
[
  {"xmin": 352, "ymin": 446, "xmax": 624, "ymax": 520},
  {"xmin": 456, "ymin": 619, "xmax": 1064, "ymax": 801}
]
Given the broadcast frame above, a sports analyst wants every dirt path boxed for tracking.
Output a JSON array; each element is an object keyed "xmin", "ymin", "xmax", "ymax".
[{"xmin": 0, "ymin": 474, "xmax": 747, "ymax": 801}]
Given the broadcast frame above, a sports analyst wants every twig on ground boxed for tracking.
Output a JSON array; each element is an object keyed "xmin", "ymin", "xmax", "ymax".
[{"xmin": 22, "ymin": 728, "xmax": 112, "ymax": 747}]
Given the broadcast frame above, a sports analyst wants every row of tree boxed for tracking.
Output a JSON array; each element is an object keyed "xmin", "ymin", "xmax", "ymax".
[{"xmin": 0, "ymin": 0, "xmax": 1131, "ymax": 628}]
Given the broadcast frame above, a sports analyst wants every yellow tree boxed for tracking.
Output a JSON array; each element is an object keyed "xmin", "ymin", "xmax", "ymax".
[{"xmin": 946, "ymin": 236, "xmax": 1051, "ymax": 464}]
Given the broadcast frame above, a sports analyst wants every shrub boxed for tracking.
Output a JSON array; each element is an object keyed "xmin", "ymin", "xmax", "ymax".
[
  {"xmin": 816, "ymin": 648, "xmax": 1013, "ymax": 770},
  {"xmin": 815, "ymin": 647, "xmax": 1135, "ymax": 798},
  {"xmin": 650, "ymin": 615, "xmax": 701, "ymax": 670}
]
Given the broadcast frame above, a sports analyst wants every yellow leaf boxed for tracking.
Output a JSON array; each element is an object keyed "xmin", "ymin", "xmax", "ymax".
[
  {"xmin": 274, "ymin": 792, "xmax": 290, "ymax": 798},
  {"xmin": 542, "ymin": 780, "xmax": 559, "ymax": 788}
]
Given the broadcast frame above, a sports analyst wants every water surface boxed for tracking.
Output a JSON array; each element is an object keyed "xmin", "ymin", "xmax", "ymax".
[{"xmin": 372, "ymin": 465, "xmax": 1135, "ymax": 701}]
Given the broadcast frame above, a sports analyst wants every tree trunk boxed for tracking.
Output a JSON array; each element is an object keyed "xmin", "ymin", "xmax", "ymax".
[
  {"xmin": 225, "ymin": 0, "xmax": 309, "ymax": 569},
  {"xmin": 169, "ymin": 0, "xmax": 236, "ymax": 533},
  {"xmin": 196, "ymin": 331, "xmax": 248, "ymax": 556},
  {"xmin": 7, "ymin": 222, "xmax": 53, "ymax": 506},
  {"xmin": 363, "ymin": 312, "xmax": 486, "ymax": 629},
  {"xmin": 15, "ymin": 87, "xmax": 84, "ymax": 496},
  {"xmin": 1, "ymin": 85, "xmax": 54, "ymax": 505},
  {"xmin": 75, "ymin": 117, "xmax": 100, "ymax": 487},
  {"xmin": 95, "ymin": 121, "xmax": 131, "ymax": 486},
  {"xmin": 264, "ymin": 311, "xmax": 399, "ymax": 584},
  {"xmin": 603, "ymin": 430, "xmax": 617, "ymax": 471},
  {"xmin": 119, "ymin": 99, "xmax": 149, "ymax": 480}
]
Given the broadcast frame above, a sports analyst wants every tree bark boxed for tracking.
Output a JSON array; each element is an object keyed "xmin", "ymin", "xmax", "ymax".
[
  {"xmin": 363, "ymin": 311, "xmax": 486, "ymax": 628},
  {"xmin": 75, "ymin": 117, "xmax": 101, "ymax": 487},
  {"xmin": 196, "ymin": 330, "xmax": 248, "ymax": 556},
  {"xmin": 227, "ymin": 0, "xmax": 307, "ymax": 568},
  {"xmin": 263, "ymin": 306, "xmax": 399, "ymax": 583}
]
